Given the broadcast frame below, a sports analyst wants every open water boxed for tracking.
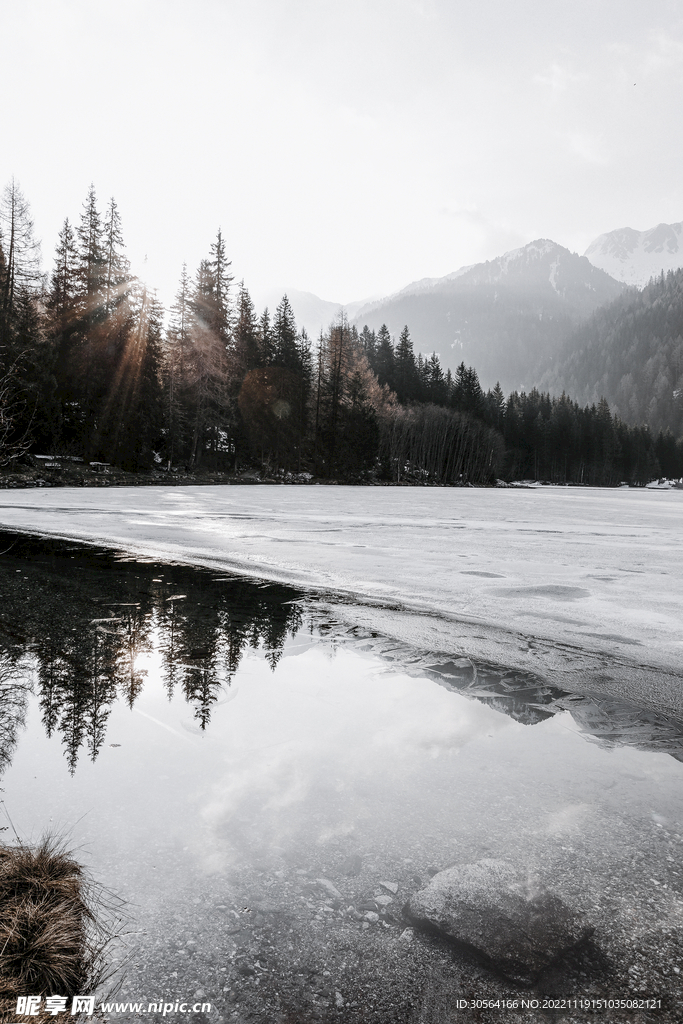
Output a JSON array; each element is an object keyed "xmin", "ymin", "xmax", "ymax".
[{"xmin": 1, "ymin": 533, "xmax": 682, "ymax": 1022}]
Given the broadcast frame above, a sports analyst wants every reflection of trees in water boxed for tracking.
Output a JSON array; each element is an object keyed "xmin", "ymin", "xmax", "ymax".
[
  {"xmin": 36, "ymin": 619, "xmax": 122, "ymax": 772},
  {"xmin": 157, "ymin": 583, "xmax": 303, "ymax": 728},
  {"xmin": 0, "ymin": 533, "xmax": 303, "ymax": 774},
  {"xmin": 0, "ymin": 657, "xmax": 29, "ymax": 780}
]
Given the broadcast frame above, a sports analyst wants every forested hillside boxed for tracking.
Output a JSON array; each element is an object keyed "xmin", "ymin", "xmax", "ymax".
[
  {"xmin": 538, "ymin": 269, "xmax": 683, "ymax": 439},
  {"xmin": 1, "ymin": 180, "xmax": 680, "ymax": 487},
  {"xmin": 351, "ymin": 240, "xmax": 625, "ymax": 393}
]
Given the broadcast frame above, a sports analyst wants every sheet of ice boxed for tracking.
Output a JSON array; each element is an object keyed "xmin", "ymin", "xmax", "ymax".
[{"xmin": 0, "ymin": 485, "xmax": 681, "ymax": 709}]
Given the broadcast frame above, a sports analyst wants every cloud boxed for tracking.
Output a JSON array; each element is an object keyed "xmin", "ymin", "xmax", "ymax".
[
  {"xmin": 559, "ymin": 131, "xmax": 609, "ymax": 166},
  {"xmin": 533, "ymin": 62, "xmax": 589, "ymax": 99},
  {"xmin": 437, "ymin": 207, "xmax": 528, "ymax": 263},
  {"xmin": 192, "ymin": 646, "xmax": 513, "ymax": 872}
]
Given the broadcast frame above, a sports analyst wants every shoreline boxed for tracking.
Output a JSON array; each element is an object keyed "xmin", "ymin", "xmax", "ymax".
[
  {"xmin": 2, "ymin": 462, "xmax": 680, "ymax": 492},
  {"xmin": 0, "ymin": 484, "xmax": 681, "ymax": 718}
]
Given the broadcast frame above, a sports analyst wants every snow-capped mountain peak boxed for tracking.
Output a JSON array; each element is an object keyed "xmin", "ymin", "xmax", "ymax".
[
  {"xmin": 449, "ymin": 239, "xmax": 621, "ymax": 304},
  {"xmin": 584, "ymin": 221, "xmax": 683, "ymax": 286}
]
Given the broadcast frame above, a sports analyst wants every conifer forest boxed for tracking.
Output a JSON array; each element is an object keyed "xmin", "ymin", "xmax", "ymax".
[{"xmin": 1, "ymin": 180, "xmax": 680, "ymax": 486}]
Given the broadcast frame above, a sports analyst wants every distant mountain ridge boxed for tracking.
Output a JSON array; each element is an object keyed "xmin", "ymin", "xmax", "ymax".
[
  {"xmin": 350, "ymin": 239, "xmax": 625, "ymax": 393},
  {"xmin": 354, "ymin": 264, "xmax": 475, "ymax": 316},
  {"xmin": 584, "ymin": 221, "xmax": 683, "ymax": 287}
]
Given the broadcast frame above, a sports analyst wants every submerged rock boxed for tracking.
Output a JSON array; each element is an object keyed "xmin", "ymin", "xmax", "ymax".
[
  {"xmin": 341, "ymin": 854, "xmax": 363, "ymax": 876},
  {"xmin": 379, "ymin": 880, "xmax": 399, "ymax": 894},
  {"xmin": 406, "ymin": 858, "xmax": 593, "ymax": 985},
  {"xmin": 315, "ymin": 877, "xmax": 342, "ymax": 900}
]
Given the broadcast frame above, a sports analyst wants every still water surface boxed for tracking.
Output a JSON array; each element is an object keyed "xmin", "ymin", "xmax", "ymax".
[{"xmin": 1, "ymin": 534, "xmax": 682, "ymax": 1020}]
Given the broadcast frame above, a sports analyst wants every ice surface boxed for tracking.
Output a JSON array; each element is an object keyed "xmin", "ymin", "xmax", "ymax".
[{"xmin": 0, "ymin": 485, "xmax": 681, "ymax": 709}]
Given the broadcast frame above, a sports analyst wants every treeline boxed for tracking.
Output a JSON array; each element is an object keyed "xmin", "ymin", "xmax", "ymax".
[
  {"xmin": 499, "ymin": 390, "xmax": 672, "ymax": 485},
  {"xmin": 0, "ymin": 179, "xmax": 679, "ymax": 485}
]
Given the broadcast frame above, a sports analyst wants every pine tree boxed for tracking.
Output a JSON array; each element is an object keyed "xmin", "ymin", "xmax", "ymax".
[
  {"xmin": 43, "ymin": 219, "xmax": 82, "ymax": 450},
  {"xmin": 102, "ymin": 197, "xmax": 130, "ymax": 314},
  {"xmin": 186, "ymin": 239, "xmax": 234, "ymax": 470},
  {"xmin": 127, "ymin": 289, "xmax": 165, "ymax": 469},
  {"xmin": 426, "ymin": 352, "xmax": 447, "ymax": 405},
  {"xmin": 163, "ymin": 264, "xmax": 194, "ymax": 466},
  {"xmin": 15, "ymin": 285, "xmax": 61, "ymax": 449},
  {"xmin": 100, "ymin": 283, "xmax": 164, "ymax": 469},
  {"xmin": 374, "ymin": 324, "xmax": 395, "ymax": 391},
  {"xmin": 485, "ymin": 381, "xmax": 506, "ymax": 431},
  {"xmin": 359, "ymin": 325, "xmax": 376, "ymax": 361},
  {"xmin": 167, "ymin": 263, "xmax": 194, "ymax": 375},
  {"xmin": 394, "ymin": 325, "xmax": 418, "ymax": 403},
  {"xmin": 211, "ymin": 229, "xmax": 234, "ymax": 339},
  {"xmin": 258, "ymin": 307, "xmax": 275, "ymax": 365},
  {"xmin": 452, "ymin": 362, "xmax": 484, "ymax": 417},
  {"xmin": 234, "ymin": 281, "xmax": 261, "ymax": 375},
  {"xmin": 296, "ymin": 326, "xmax": 314, "ymax": 465},
  {"xmin": 193, "ymin": 229, "xmax": 233, "ymax": 347},
  {"xmin": 48, "ymin": 219, "xmax": 79, "ymax": 324},
  {"xmin": 76, "ymin": 184, "xmax": 105, "ymax": 310},
  {"xmin": 272, "ymin": 294, "xmax": 299, "ymax": 370}
]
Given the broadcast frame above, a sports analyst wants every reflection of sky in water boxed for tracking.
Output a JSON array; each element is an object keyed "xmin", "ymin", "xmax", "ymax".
[{"xmin": 4, "ymin": 630, "xmax": 682, "ymax": 913}]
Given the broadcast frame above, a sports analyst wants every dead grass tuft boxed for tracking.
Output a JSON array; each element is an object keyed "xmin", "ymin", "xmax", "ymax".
[{"xmin": 0, "ymin": 837, "xmax": 123, "ymax": 1022}]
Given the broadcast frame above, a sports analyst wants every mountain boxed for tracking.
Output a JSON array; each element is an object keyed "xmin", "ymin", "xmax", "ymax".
[
  {"xmin": 351, "ymin": 240, "xmax": 625, "ymax": 393},
  {"xmin": 536, "ymin": 266, "xmax": 683, "ymax": 438},
  {"xmin": 584, "ymin": 221, "xmax": 683, "ymax": 287}
]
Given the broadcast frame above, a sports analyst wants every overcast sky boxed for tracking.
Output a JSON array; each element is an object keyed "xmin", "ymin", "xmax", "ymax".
[{"xmin": 3, "ymin": 0, "xmax": 683, "ymax": 309}]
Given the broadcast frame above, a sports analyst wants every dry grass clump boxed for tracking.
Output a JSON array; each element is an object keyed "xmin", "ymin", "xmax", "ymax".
[{"xmin": 0, "ymin": 837, "xmax": 121, "ymax": 1021}]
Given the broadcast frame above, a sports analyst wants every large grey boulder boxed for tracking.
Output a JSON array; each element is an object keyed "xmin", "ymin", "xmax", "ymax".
[{"xmin": 406, "ymin": 859, "xmax": 593, "ymax": 985}]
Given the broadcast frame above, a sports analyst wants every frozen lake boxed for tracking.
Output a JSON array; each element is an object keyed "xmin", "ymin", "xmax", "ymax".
[
  {"xmin": 1, "ymin": 521, "xmax": 682, "ymax": 1022},
  {"xmin": 0, "ymin": 485, "xmax": 681, "ymax": 711}
]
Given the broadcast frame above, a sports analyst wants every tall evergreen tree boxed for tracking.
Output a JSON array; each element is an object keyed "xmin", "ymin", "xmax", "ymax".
[
  {"xmin": 272, "ymin": 294, "xmax": 299, "ymax": 370},
  {"xmin": 167, "ymin": 263, "xmax": 194, "ymax": 375},
  {"xmin": 234, "ymin": 282, "xmax": 260, "ymax": 375},
  {"xmin": 394, "ymin": 325, "xmax": 418, "ymax": 403},
  {"xmin": 44, "ymin": 218, "xmax": 82, "ymax": 449},
  {"xmin": 76, "ymin": 184, "xmax": 105, "ymax": 310},
  {"xmin": 485, "ymin": 381, "xmax": 506, "ymax": 431},
  {"xmin": 425, "ymin": 352, "xmax": 448, "ymax": 406},
  {"xmin": 359, "ymin": 325, "xmax": 377, "ymax": 361},
  {"xmin": 374, "ymin": 323, "xmax": 395, "ymax": 391},
  {"xmin": 117, "ymin": 287, "xmax": 165, "ymax": 469},
  {"xmin": 162, "ymin": 264, "xmax": 194, "ymax": 466},
  {"xmin": 186, "ymin": 237, "xmax": 235, "ymax": 469},
  {"xmin": 102, "ymin": 197, "xmax": 130, "ymax": 314},
  {"xmin": 452, "ymin": 362, "xmax": 485, "ymax": 417},
  {"xmin": 258, "ymin": 306, "xmax": 275, "ymax": 365},
  {"xmin": 193, "ymin": 229, "xmax": 233, "ymax": 347},
  {"xmin": 47, "ymin": 219, "xmax": 79, "ymax": 325}
]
